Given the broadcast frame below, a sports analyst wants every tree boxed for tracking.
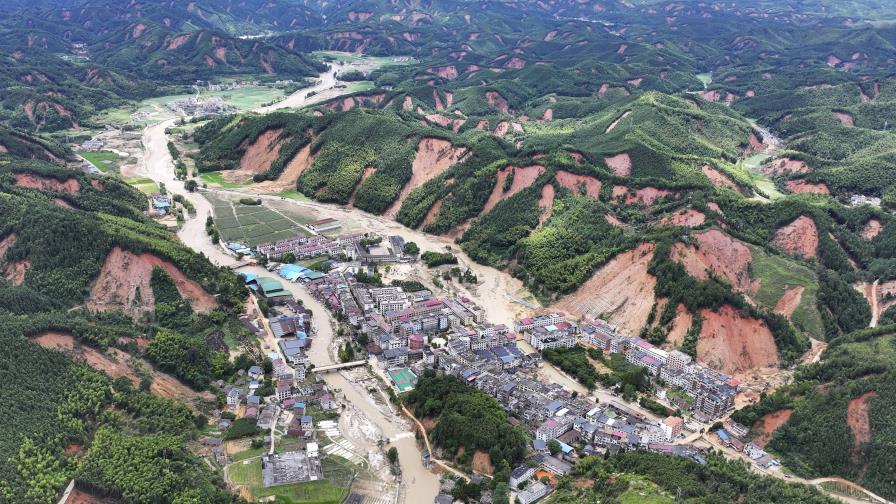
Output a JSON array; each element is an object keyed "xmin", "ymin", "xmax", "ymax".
[
  {"xmin": 547, "ymin": 439, "xmax": 562, "ymax": 456},
  {"xmin": 403, "ymin": 241, "xmax": 420, "ymax": 256},
  {"xmin": 493, "ymin": 483, "xmax": 510, "ymax": 504},
  {"xmin": 387, "ymin": 447, "xmax": 398, "ymax": 466},
  {"xmin": 184, "ymin": 179, "xmax": 198, "ymax": 192},
  {"xmin": 452, "ymin": 480, "xmax": 482, "ymax": 503}
]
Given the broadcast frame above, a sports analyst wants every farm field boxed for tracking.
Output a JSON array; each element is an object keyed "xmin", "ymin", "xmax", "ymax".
[
  {"xmin": 228, "ymin": 456, "xmax": 353, "ymax": 504},
  {"xmin": 277, "ymin": 189, "xmax": 311, "ymax": 202},
  {"xmin": 80, "ymin": 150, "xmax": 123, "ymax": 173},
  {"xmin": 92, "ymin": 86, "xmax": 286, "ymax": 127},
  {"xmin": 740, "ymin": 154, "xmax": 786, "ymax": 200},
  {"xmin": 122, "ymin": 176, "xmax": 159, "ymax": 194},
  {"xmin": 200, "ymin": 170, "xmax": 253, "ymax": 189},
  {"xmin": 311, "ymin": 51, "xmax": 416, "ymax": 67},
  {"xmin": 209, "ymin": 194, "xmax": 310, "ymax": 247}
]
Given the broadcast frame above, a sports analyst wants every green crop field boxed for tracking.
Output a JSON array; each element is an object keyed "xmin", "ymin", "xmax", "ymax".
[
  {"xmin": 209, "ymin": 195, "xmax": 308, "ymax": 246},
  {"xmin": 231, "ymin": 446, "xmax": 267, "ymax": 463},
  {"xmin": 80, "ymin": 150, "xmax": 122, "ymax": 173},
  {"xmin": 205, "ymin": 86, "xmax": 285, "ymax": 110},
  {"xmin": 200, "ymin": 171, "xmax": 252, "ymax": 189},
  {"xmin": 277, "ymin": 189, "xmax": 310, "ymax": 201},
  {"xmin": 93, "ymin": 86, "xmax": 285, "ymax": 127},
  {"xmin": 123, "ymin": 176, "xmax": 159, "ymax": 194},
  {"xmin": 345, "ymin": 81, "xmax": 375, "ymax": 93}
]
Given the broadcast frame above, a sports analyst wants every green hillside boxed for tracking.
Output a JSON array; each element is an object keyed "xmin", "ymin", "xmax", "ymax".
[
  {"xmin": 0, "ymin": 160, "xmax": 245, "ymax": 502},
  {"xmin": 734, "ymin": 324, "xmax": 896, "ymax": 500}
]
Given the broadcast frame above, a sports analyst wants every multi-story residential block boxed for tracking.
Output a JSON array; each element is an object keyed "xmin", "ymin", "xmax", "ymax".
[
  {"xmin": 666, "ymin": 350, "xmax": 692, "ymax": 371},
  {"xmin": 536, "ymin": 416, "xmax": 574, "ymax": 441},
  {"xmin": 663, "ymin": 416, "xmax": 684, "ymax": 440},
  {"xmin": 514, "ymin": 313, "xmax": 566, "ymax": 332},
  {"xmin": 509, "ymin": 466, "xmax": 535, "ymax": 489},
  {"xmin": 276, "ymin": 382, "xmax": 293, "ymax": 402}
]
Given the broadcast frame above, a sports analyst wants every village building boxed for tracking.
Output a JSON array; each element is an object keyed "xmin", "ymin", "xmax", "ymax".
[{"xmin": 308, "ymin": 218, "xmax": 342, "ymax": 233}]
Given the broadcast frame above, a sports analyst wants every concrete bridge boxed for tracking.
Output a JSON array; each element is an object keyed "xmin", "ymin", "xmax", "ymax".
[{"xmin": 312, "ymin": 360, "xmax": 367, "ymax": 373}]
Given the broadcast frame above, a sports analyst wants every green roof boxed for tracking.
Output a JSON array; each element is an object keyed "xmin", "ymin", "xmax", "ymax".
[{"xmin": 257, "ymin": 277, "xmax": 288, "ymax": 297}]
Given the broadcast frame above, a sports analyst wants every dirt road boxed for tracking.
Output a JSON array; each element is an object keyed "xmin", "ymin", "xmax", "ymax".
[{"xmin": 871, "ymin": 280, "xmax": 880, "ymax": 328}]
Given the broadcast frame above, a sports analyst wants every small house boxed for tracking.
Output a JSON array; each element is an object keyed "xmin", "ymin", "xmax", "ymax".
[
  {"xmin": 248, "ymin": 365, "xmax": 264, "ymax": 380},
  {"xmin": 226, "ymin": 388, "xmax": 242, "ymax": 406},
  {"xmin": 300, "ymin": 415, "xmax": 313, "ymax": 432},
  {"xmin": 320, "ymin": 393, "xmax": 338, "ymax": 411}
]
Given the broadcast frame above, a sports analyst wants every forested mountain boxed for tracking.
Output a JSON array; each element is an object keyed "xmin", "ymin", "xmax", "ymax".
[
  {"xmin": 0, "ymin": 152, "xmax": 245, "ymax": 502},
  {"xmin": 189, "ymin": 6, "xmax": 896, "ymax": 496},
  {"xmin": 0, "ymin": 0, "xmax": 328, "ymax": 131},
  {"xmin": 734, "ymin": 324, "xmax": 896, "ymax": 499},
  {"xmin": 194, "ymin": 0, "xmax": 896, "ymax": 350},
  {"xmin": 3, "ymin": 0, "xmax": 896, "ymax": 502}
]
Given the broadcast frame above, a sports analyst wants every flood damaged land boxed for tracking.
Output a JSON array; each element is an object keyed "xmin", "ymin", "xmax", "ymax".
[{"xmin": 7, "ymin": 2, "xmax": 896, "ymax": 503}]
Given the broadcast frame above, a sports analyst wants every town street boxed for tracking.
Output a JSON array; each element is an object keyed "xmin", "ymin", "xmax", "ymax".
[{"xmin": 237, "ymin": 262, "xmax": 440, "ymax": 503}]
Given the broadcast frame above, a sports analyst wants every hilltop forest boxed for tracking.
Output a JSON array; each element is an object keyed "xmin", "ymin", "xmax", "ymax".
[{"xmin": 0, "ymin": 149, "xmax": 249, "ymax": 502}]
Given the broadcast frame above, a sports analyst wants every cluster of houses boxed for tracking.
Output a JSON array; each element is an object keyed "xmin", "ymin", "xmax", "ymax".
[
  {"xmin": 716, "ymin": 424, "xmax": 780, "ymax": 469},
  {"xmin": 520, "ymin": 315, "xmax": 739, "ymax": 421},
  {"xmin": 221, "ymin": 358, "xmax": 339, "ymax": 442},
  {"xmin": 196, "ymin": 80, "xmax": 261, "ymax": 92},
  {"xmin": 234, "ymin": 272, "xmax": 341, "ymax": 440},
  {"xmin": 149, "ymin": 194, "xmax": 173, "ymax": 216},
  {"xmin": 78, "ymin": 138, "xmax": 104, "ymax": 152},
  {"xmin": 222, "ymin": 365, "xmax": 278, "ymax": 431},
  {"xmin": 234, "ymin": 237, "xmax": 769, "ymax": 504},
  {"xmin": 167, "ymin": 96, "xmax": 236, "ymax": 116},
  {"xmin": 260, "ymin": 255, "xmax": 784, "ymax": 504},
  {"xmin": 849, "ymin": 194, "xmax": 882, "ymax": 207},
  {"xmin": 306, "ymin": 269, "xmax": 505, "ymax": 375},
  {"xmin": 432, "ymin": 334, "xmax": 701, "ymax": 453},
  {"xmin": 256, "ymin": 232, "xmax": 412, "ymax": 268},
  {"xmin": 257, "ymin": 233, "xmax": 362, "ymax": 259},
  {"xmin": 225, "ymin": 242, "xmax": 253, "ymax": 257}
]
